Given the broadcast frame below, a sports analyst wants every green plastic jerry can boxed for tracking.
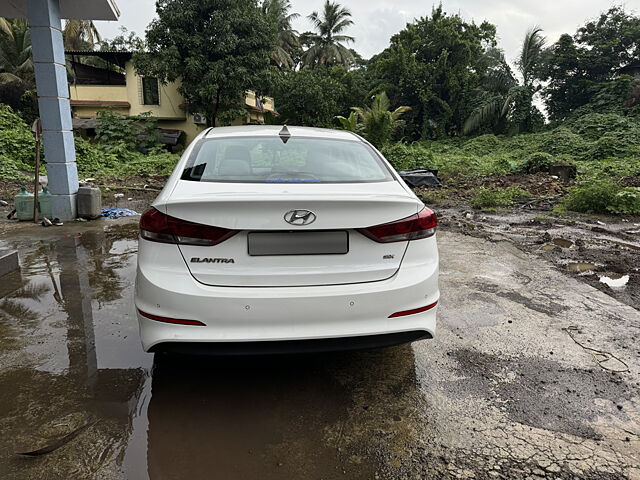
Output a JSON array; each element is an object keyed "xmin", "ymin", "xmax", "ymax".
[
  {"xmin": 39, "ymin": 186, "xmax": 52, "ymax": 219},
  {"xmin": 15, "ymin": 187, "xmax": 34, "ymax": 221}
]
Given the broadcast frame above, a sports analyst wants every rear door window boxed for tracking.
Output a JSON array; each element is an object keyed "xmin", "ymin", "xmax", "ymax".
[{"xmin": 181, "ymin": 136, "xmax": 393, "ymax": 183}]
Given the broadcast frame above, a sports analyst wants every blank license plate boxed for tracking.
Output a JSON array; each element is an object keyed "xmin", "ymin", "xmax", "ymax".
[{"xmin": 248, "ymin": 231, "xmax": 349, "ymax": 256}]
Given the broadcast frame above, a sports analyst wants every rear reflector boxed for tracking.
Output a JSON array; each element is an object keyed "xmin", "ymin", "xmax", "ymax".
[
  {"xmin": 138, "ymin": 309, "xmax": 206, "ymax": 326},
  {"xmin": 389, "ymin": 301, "xmax": 438, "ymax": 318},
  {"xmin": 358, "ymin": 208, "xmax": 437, "ymax": 243},
  {"xmin": 140, "ymin": 207, "xmax": 238, "ymax": 246}
]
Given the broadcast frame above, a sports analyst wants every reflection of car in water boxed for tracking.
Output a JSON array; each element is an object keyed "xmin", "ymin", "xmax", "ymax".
[
  {"xmin": 135, "ymin": 125, "xmax": 439, "ymax": 354},
  {"xmin": 146, "ymin": 347, "xmax": 417, "ymax": 478}
]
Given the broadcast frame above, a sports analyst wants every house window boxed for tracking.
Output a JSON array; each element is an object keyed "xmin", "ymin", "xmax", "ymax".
[{"xmin": 142, "ymin": 77, "xmax": 160, "ymax": 105}]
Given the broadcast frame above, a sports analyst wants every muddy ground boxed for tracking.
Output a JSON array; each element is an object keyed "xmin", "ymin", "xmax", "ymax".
[
  {"xmin": 0, "ymin": 176, "xmax": 639, "ymax": 479},
  {"xmin": 437, "ymin": 208, "xmax": 640, "ymax": 310}
]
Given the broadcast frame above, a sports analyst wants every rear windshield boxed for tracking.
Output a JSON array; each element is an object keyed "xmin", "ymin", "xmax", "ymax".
[{"xmin": 181, "ymin": 136, "xmax": 394, "ymax": 183}]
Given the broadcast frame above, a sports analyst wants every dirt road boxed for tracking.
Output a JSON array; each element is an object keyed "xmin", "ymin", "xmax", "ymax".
[{"xmin": 0, "ymin": 221, "xmax": 638, "ymax": 479}]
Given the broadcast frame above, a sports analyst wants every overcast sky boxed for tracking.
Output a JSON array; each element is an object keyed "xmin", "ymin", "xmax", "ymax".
[{"xmin": 96, "ymin": 0, "xmax": 639, "ymax": 64}]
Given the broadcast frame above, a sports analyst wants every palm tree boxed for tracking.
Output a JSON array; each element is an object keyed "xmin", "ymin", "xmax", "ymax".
[
  {"xmin": 518, "ymin": 26, "xmax": 546, "ymax": 89},
  {"xmin": 352, "ymin": 92, "xmax": 410, "ymax": 147},
  {"xmin": 463, "ymin": 27, "xmax": 546, "ymax": 135},
  {"xmin": 0, "ymin": 18, "xmax": 33, "ymax": 85},
  {"xmin": 335, "ymin": 111, "xmax": 359, "ymax": 131},
  {"xmin": 302, "ymin": 1, "xmax": 355, "ymax": 69},
  {"xmin": 262, "ymin": 0, "xmax": 299, "ymax": 70},
  {"xmin": 63, "ymin": 19, "xmax": 101, "ymax": 50}
]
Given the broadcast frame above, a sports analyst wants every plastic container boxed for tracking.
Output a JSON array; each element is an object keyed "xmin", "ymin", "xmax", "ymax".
[
  {"xmin": 15, "ymin": 187, "xmax": 34, "ymax": 221},
  {"xmin": 38, "ymin": 186, "xmax": 52, "ymax": 219},
  {"xmin": 77, "ymin": 186, "xmax": 102, "ymax": 219}
]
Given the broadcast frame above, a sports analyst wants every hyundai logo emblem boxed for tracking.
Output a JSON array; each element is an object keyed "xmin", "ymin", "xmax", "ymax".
[{"xmin": 284, "ymin": 209, "xmax": 316, "ymax": 226}]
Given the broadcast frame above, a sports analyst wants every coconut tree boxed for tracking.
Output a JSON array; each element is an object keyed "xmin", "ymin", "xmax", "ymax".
[
  {"xmin": 302, "ymin": 0, "xmax": 355, "ymax": 69},
  {"xmin": 463, "ymin": 27, "xmax": 546, "ymax": 135},
  {"xmin": 352, "ymin": 92, "xmax": 410, "ymax": 148},
  {"xmin": 262, "ymin": 0, "xmax": 299, "ymax": 70},
  {"xmin": 0, "ymin": 18, "xmax": 33, "ymax": 85},
  {"xmin": 63, "ymin": 19, "xmax": 101, "ymax": 50}
]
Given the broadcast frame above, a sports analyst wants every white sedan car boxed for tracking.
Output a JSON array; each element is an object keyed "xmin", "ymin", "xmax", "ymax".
[{"xmin": 135, "ymin": 125, "xmax": 439, "ymax": 354}]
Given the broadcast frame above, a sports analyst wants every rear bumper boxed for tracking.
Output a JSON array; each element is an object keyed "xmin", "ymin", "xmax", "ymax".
[
  {"xmin": 150, "ymin": 330, "xmax": 432, "ymax": 355},
  {"xmin": 135, "ymin": 237, "xmax": 439, "ymax": 352}
]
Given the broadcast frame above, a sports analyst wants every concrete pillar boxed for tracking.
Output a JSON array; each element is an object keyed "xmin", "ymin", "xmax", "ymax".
[{"xmin": 28, "ymin": 0, "xmax": 78, "ymax": 220}]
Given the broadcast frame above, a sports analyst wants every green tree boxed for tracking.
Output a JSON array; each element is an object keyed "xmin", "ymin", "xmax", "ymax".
[
  {"xmin": 370, "ymin": 6, "xmax": 496, "ymax": 139},
  {"xmin": 352, "ymin": 92, "xmax": 410, "ymax": 148},
  {"xmin": 0, "ymin": 18, "xmax": 33, "ymax": 85},
  {"xmin": 542, "ymin": 7, "xmax": 640, "ymax": 121},
  {"xmin": 134, "ymin": 0, "xmax": 275, "ymax": 127},
  {"xmin": 272, "ymin": 66, "xmax": 367, "ymax": 127},
  {"xmin": 262, "ymin": 0, "xmax": 299, "ymax": 70},
  {"xmin": 99, "ymin": 27, "xmax": 145, "ymax": 52},
  {"xmin": 463, "ymin": 27, "xmax": 546, "ymax": 135},
  {"xmin": 302, "ymin": 1, "xmax": 355, "ymax": 69}
]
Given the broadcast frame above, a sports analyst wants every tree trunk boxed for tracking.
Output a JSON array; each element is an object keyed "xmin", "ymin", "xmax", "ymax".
[{"xmin": 208, "ymin": 88, "xmax": 221, "ymax": 128}]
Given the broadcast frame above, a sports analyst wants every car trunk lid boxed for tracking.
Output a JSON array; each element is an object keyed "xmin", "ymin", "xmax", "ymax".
[{"xmin": 165, "ymin": 181, "xmax": 420, "ymax": 287}]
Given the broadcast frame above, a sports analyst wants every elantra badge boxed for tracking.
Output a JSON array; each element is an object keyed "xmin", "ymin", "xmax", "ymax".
[
  {"xmin": 191, "ymin": 257, "xmax": 235, "ymax": 264},
  {"xmin": 284, "ymin": 209, "xmax": 316, "ymax": 226}
]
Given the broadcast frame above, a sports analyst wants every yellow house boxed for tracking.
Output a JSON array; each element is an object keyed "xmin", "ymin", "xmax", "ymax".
[{"xmin": 66, "ymin": 50, "xmax": 276, "ymax": 145}]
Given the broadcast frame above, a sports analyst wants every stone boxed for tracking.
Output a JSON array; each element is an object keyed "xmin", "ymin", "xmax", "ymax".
[{"xmin": 0, "ymin": 250, "xmax": 19, "ymax": 277}]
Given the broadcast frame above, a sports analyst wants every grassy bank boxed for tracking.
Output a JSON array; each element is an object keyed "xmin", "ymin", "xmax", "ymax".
[{"xmin": 382, "ymin": 112, "xmax": 640, "ymax": 214}]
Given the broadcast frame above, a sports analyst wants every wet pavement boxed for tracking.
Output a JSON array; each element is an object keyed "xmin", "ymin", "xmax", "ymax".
[
  {"xmin": 438, "ymin": 208, "xmax": 640, "ymax": 310},
  {"xmin": 0, "ymin": 220, "xmax": 639, "ymax": 479}
]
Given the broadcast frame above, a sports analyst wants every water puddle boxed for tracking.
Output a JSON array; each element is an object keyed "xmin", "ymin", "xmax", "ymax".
[
  {"xmin": 0, "ymin": 222, "xmax": 417, "ymax": 479},
  {"xmin": 599, "ymin": 273, "xmax": 630, "ymax": 290},
  {"xmin": 552, "ymin": 238, "xmax": 574, "ymax": 248},
  {"xmin": 566, "ymin": 262, "xmax": 597, "ymax": 273}
]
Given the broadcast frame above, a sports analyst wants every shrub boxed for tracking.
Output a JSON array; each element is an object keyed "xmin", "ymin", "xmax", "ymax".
[
  {"xmin": 584, "ymin": 130, "xmax": 640, "ymax": 160},
  {"xmin": 562, "ymin": 179, "xmax": 640, "ymax": 215},
  {"xmin": 470, "ymin": 187, "xmax": 529, "ymax": 209},
  {"xmin": 461, "ymin": 134, "xmax": 502, "ymax": 154},
  {"xmin": 538, "ymin": 127, "xmax": 587, "ymax": 157},
  {"xmin": 0, "ymin": 104, "xmax": 35, "ymax": 169},
  {"xmin": 381, "ymin": 143, "xmax": 434, "ymax": 171},
  {"xmin": 578, "ymin": 156, "xmax": 640, "ymax": 180},
  {"xmin": 518, "ymin": 152, "xmax": 555, "ymax": 173},
  {"xmin": 74, "ymin": 136, "xmax": 179, "ymax": 178},
  {"xmin": 570, "ymin": 113, "xmax": 638, "ymax": 140},
  {"xmin": 609, "ymin": 188, "xmax": 640, "ymax": 215},
  {"xmin": 96, "ymin": 110, "xmax": 160, "ymax": 152},
  {"xmin": 0, "ymin": 154, "xmax": 29, "ymax": 179}
]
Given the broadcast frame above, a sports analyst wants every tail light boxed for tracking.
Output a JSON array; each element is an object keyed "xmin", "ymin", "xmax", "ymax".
[
  {"xmin": 358, "ymin": 208, "xmax": 437, "ymax": 243},
  {"xmin": 389, "ymin": 301, "xmax": 438, "ymax": 318},
  {"xmin": 139, "ymin": 207, "xmax": 238, "ymax": 246},
  {"xmin": 138, "ymin": 309, "xmax": 206, "ymax": 326}
]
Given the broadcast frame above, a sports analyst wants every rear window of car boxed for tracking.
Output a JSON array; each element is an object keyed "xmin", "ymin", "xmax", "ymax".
[{"xmin": 180, "ymin": 136, "xmax": 394, "ymax": 183}]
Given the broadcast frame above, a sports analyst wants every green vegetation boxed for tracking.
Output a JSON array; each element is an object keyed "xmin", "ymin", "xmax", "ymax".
[
  {"xmin": 470, "ymin": 187, "xmax": 529, "ymax": 209},
  {"xmin": 0, "ymin": 104, "xmax": 34, "ymax": 178},
  {"xmin": 74, "ymin": 137, "xmax": 178, "ymax": 178},
  {"xmin": 95, "ymin": 110, "xmax": 160, "ymax": 152},
  {"xmin": 346, "ymin": 92, "xmax": 410, "ymax": 148},
  {"xmin": 561, "ymin": 179, "xmax": 640, "ymax": 215},
  {"xmin": 301, "ymin": 1, "xmax": 355, "ymax": 68},
  {"xmin": 0, "ymin": 104, "xmax": 178, "ymax": 180}
]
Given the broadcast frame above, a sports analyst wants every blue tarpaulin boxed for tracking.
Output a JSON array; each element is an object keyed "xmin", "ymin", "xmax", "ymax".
[{"xmin": 101, "ymin": 208, "xmax": 140, "ymax": 219}]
